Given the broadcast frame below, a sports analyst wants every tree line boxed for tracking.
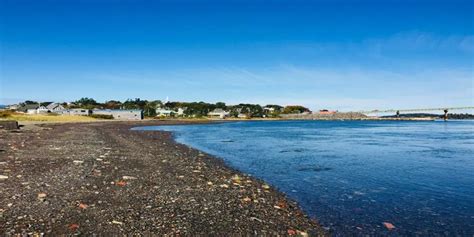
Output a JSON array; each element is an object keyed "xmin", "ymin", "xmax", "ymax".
[{"xmin": 18, "ymin": 98, "xmax": 310, "ymax": 118}]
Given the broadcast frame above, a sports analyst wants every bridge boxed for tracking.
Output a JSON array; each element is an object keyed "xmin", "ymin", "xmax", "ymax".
[
  {"xmin": 361, "ymin": 107, "xmax": 474, "ymax": 114},
  {"xmin": 360, "ymin": 106, "xmax": 474, "ymax": 120}
]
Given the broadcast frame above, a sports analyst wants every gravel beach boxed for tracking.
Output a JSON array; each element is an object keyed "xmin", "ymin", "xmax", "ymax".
[{"xmin": 0, "ymin": 121, "xmax": 325, "ymax": 235}]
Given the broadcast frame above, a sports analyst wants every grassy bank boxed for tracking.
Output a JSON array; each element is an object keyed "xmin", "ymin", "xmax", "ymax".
[{"xmin": 0, "ymin": 111, "xmax": 98, "ymax": 122}]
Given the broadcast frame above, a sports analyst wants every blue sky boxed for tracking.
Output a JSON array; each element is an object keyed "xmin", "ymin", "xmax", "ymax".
[{"xmin": 0, "ymin": 0, "xmax": 473, "ymax": 110}]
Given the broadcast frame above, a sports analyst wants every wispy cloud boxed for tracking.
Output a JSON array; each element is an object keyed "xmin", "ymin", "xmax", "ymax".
[{"xmin": 82, "ymin": 63, "xmax": 473, "ymax": 111}]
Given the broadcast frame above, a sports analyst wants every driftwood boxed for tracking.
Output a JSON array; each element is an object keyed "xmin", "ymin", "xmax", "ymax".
[{"xmin": 0, "ymin": 120, "xmax": 19, "ymax": 130}]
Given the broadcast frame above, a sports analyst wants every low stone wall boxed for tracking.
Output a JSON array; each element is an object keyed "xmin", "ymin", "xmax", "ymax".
[
  {"xmin": 280, "ymin": 112, "xmax": 368, "ymax": 120},
  {"xmin": 0, "ymin": 120, "xmax": 19, "ymax": 130}
]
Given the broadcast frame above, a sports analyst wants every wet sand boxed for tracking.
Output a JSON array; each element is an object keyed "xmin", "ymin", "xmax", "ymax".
[{"xmin": 0, "ymin": 121, "xmax": 325, "ymax": 235}]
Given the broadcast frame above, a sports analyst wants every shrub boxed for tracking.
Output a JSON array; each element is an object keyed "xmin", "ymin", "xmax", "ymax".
[
  {"xmin": 88, "ymin": 114, "xmax": 114, "ymax": 119},
  {"xmin": 0, "ymin": 110, "xmax": 15, "ymax": 118}
]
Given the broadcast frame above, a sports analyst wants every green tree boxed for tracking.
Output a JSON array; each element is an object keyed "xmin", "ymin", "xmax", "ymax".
[{"xmin": 282, "ymin": 105, "xmax": 310, "ymax": 114}]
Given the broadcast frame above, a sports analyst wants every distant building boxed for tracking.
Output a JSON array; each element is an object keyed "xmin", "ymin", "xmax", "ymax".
[
  {"xmin": 208, "ymin": 108, "xmax": 230, "ymax": 119},
  {"xmin": 156, "ymin": 108, "xmax": 175, "ymax": 117},
  {"xmin": 59, "ymin": 109, "xmax": 91, "ymax": 116},
  {"xmin": 237, "ymin": 113, "xmax": 248, "ymax": 118},
  {"xmin": 319, "ymin": 109, "xmax": 337, "ymax": 115},
  {"xmin": 46, "ymin": 103, "xmax": 65, "ymax": 112},
  {"xmin": 37, "ymin": 106, "xmax": 50, "ymax": 114},
  {"xmin": 6, "ymin": 104, "xmax": 19, "ymax": 110},
  {"xmin": 17, "ymin": 104, "xmax": 40, "ymax": 113},
  {"xmin": 177, "ymin": 107, "xmax": 186, "ymax": 116},
  {"xmin": 93, "ymin": 109, "xmax": 143, "ymax": 120}
]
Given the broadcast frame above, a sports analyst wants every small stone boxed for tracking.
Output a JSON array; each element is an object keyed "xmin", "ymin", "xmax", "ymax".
[
  {"xmin": 73, "ymin": 160, "xmax": 84, "ymax": 165},
  {"xmin": 0, "ymin": 175, "xmax": 8, "ymax": 180},
  {"xmin": 219, "ymin": 184, "xmax": 229, "ymax": 188},
  {"xmin": 262, "ymin": 184, "xmax": 270, "ymax": 190},
  {"xmin": 242, "ymin": 197, "xmax": 251, "ymax": 202},
  {"xmin": 112, "ymin": 220, "xmax": 123, "ymax": 225},
  {"xmin": 383, "ymin": 222, "xmax": 396, "ymax": 230},
  {"xmin": 207, "ymin": 181, "xmax": 213, "ymax": 185},
  {"xmin": 122, "ymin": 176, "xmax": 137, "ymax": 180},
  {"xmin": 69, "ymin": 223, "xmax": 79, "ymax": 231},
  {"xmin": 37, "ymin": 192, "xmax": 47, "ymax": 200},
  {"xmin": 116, "ymin": 181, "xmax": 127, "ymax": 187},
  {"xmin": 7, "ymin": 203, "xmax": 13, "ymax": 207},
  {"xmin": 297, "ymin": 231, "xmax": 309, "ymax": 237},
  {"xmin": 78, "ymin": 203, "xmax": 88, "ymax": 209}
]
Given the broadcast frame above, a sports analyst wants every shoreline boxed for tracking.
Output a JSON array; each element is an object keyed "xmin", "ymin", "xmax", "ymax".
[{"xmin": 0, "ymin": 121, "xmax": 325, "ymax": 235}]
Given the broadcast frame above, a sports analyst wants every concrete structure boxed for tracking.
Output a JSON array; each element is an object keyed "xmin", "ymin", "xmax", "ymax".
[
  {"xmin": 0, "ymin": 120, "xmax": 19, "ymax": 130},
  {"xmin": 93, "ymin": 109, "xmax": 143, "ymax": 120},
  {"xmin": 208, "ymin": 108, "xmax": 230, "ymax": 119},
  {"xmin": 59, "ymin": 109, "xmax": 91, "ymax": 116}
]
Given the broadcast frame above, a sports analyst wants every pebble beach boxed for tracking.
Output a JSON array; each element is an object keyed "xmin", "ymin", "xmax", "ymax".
[{"xmin": 0, "ymin": 121, "xmax": 325, "ymax": 235}]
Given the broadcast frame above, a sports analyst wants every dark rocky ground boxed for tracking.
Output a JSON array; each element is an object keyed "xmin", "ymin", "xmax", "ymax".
[{"xmin": 0, "ymin": 121, "xmax": 325, "ymax": 236}]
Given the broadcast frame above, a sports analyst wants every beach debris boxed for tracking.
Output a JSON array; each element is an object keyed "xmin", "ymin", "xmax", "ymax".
[
  {"xmin": 287, "ymin": 229, "xmax": 296, "ymax": 235},
  {"xmin": 116, "ymin": 181, "xmax": 127, "ymax": 187},
  {"xmin": 37, "ymin": 192, "xmax": 47, "ymax": 201},
  {"xmin": 122, "ymin": 176, "xmax": 137, "ymax": 180},
  {"xmin": 7, "ymin": 203, "xmax": 13, "ymax": 207},
  {"xmin": 262, "ymin": 184, "xmax": 270, "ymax": 190},
  {"xmin": 0, "ymin": 175, "xmax": 8, "ymax": 180},
  {"xmin": 73, "ymin": 160, "xmax": 84, "ymax": 165},
  {"xmin": 231, "ymin": 175, "xmax": 241, "ymax": 184},
  {"xmin": 78, "ymin": 202, "xmax": 88, "ymax": 209},
  {"xmin": 112, "ymin": 220, "xmax": 124, "ymax": 225},
  {"xmin": 383, "ymin": 222, "xmax": 396, "ymax": 230},
  {"xmin": 207, "ymin": 181, "xmax": 213, "ymax": 185},
  {"xmin": 276, "ymin": 200, "xmax": 288, "ymax": 209},
  {"xmin": 274, "ymin": 205, "xmax": 281, "ymax": 209},
  {"xmin": 68, "ymin": 223, "xmax": 79, "ymax": 231},
  {"xmin": 219, "ymin": 184, "xmax": 229, "ymax": 188},
  {"xmin": 297, "ymin": 231, "xmax": 309, "ymax": 237}
]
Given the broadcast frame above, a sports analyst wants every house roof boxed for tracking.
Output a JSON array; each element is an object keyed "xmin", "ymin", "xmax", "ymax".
[
  {"xmin": 46, "ymin": 103, "xmax": 63, "ymax": 110},
  {"xmin": 19, "ymin": 104, "xmax": 40, "ymax": 111}
]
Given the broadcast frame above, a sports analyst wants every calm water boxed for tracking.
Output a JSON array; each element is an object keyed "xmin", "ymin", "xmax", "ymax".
[{"xmin": 135, "ymin": 120, "xmax": 474, "ymax": 235}]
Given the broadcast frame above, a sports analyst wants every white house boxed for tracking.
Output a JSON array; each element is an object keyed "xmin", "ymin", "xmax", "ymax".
[
  {"xmin": 177, "ymin": 107, "xmax": 186, "ymax": 116},
  {"xmin": 36, "ymin": 106, "xmax": 49, "ymax": 114},
  {"xmin": 58, "ymin": 109, "xmax": 91, "ymax": 116},
  {"xmin": 156, "ymin": 108, "xmax": 175, "ymax": 117},
  {"xmin": 46, "ymin": 103, "xmax": 65, "ymax": 112},
  {"xmin": 208, "ymin": 108, "xmax": 230, "ymax": 119},
  {"xmin": 93, "ymin": 109, "xmax": 143, "ymax": 120}
]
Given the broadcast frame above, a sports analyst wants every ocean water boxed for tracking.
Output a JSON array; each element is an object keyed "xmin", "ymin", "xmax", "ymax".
[{"xmin": 134, "ymin": 120, "xmax": 474, "ymax": 235}]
